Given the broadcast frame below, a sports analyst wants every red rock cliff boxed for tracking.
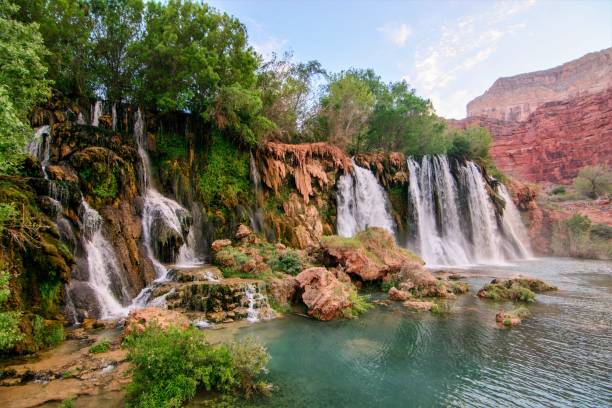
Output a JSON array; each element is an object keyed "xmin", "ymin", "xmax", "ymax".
[
  {"xmin": 450, "ymin": 88, "xmax": 612, "ymax": 184},
  {"xmin": 467, "ymin": 48, "xmax": 612, "ymax": 122}
]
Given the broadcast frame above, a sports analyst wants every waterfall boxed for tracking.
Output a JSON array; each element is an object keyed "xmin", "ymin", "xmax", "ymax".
[
  {"xmin": 91, "ymin": 101, "xmax": 103, "ymax": 127},
  {"xmin": 111, "ymin": 102, "xmax": 117, "ymax": 131},
  {"xmin": 336, "ymin": 160, "xmax": 396, "ymax": 237},
  {"xmin": 406, "ymin": 156, "xmax": 532, "ymax": 266},
  {"xmin": 76, "ymin": 112, "xmax": 86, "ymax": 125},
  {"xmin": 498, "ymin": 184, "xmax": 533, "ymax": 258},
  {"xmin": 134, "ymin": 109, "xmax": 200, "ymax": 279},
  {"xmin": 407, "ymin": 156, "xmax": 471, "ymax": 265},
  {"xmin": 28, "ymin": 126, "xmax": 51, "ymax": 178},
  {"xmin": 80, "ymin": 200, "xmax": 129, "ymax": 318},
  {"xmin": 243, "ymin": 283, "xmax": 273, "ymax": 323}
]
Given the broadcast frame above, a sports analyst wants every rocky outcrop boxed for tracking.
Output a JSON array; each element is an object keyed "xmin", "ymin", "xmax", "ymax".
[
  {"xmin": 124, "ymin": 307, "xmax": 190, "ymax": 336},
  {"xmin": 467, "ymin": 48, "xmax": 612, "ymax": 121},
  {"xmin": 319, "ymin": 228, "xmax": 424, "ymax": 281},
  {"xmin": 295, "ymin": 267, "xmax": 353, "ymax": 321}
]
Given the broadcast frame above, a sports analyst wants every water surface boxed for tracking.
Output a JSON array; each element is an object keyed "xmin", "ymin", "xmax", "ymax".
[{"xmin": 204, "ymin": 257, "xmax": 612, "ymax": 408}]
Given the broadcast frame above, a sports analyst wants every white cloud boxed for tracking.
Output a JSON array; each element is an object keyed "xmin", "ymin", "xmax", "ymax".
[
  {"xmin": 251, "ymin": 37, "xmax": 289, "ymax": 60},
  {"xmin": 378, "ymin": 22, "xmax": 413, "ymax": 46},
  {"xmin": 408, "ymin": 0, "xmax": 536, "ymax": 117}
]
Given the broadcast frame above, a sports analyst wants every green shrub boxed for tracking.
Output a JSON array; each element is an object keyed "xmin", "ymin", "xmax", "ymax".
[
  {"xmin": 58, "ymin": 399, "xmax": 75, "ymax": 408},
  {"xmin": 591, "ymin": 224, "xmax": 612, "ymax": 240},
  {"xmin": 270, "ymin": 249, "xmax": 303, "ymax": 275},
  {"xmin": 31, "ymin": 314, "xmax": 64, "ymax": 350},
  {"xmin": 551, "ymin": 186, "xmax": 566, "ymax": 195},
  {"xmin": 573, "ymin": 165, "xmax": 611, "ymax": 199},
  {"xmin": 342, "ymin": 288, "xmax": 372, "ymax": 319},
  {"xmin": 89, "ymin": 339, "xmax": 111, "ymax": 354},
  {"xmin": 0, "ymin": 269, "xmax": 22, "ymax": 351},
  {"xmin": 123, "ymin": 325, "xmax": 270, "ymax": 407}
]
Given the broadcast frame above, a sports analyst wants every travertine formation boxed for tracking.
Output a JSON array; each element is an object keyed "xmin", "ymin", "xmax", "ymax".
[{"xmin": 467, "ymin": 48, "xmax": 612, "ymax": 121}]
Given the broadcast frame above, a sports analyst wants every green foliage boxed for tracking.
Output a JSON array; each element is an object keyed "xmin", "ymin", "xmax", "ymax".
[
  {"xmin": 478, "ymin": 282, "xmax": 535, "ymax": 303},
  {"xmin": 447, "ymin": 126, "xmax": 493, "ymax": 163},
  {"xmin": 199, "ymin": 133, "xmax": 250, "ymax": 209},
  {"xmin": 342, "ymin": 289, "xmax": 372, "ymax": 319},
  {"xmin": 31, "ymin": 314, "xmax": 64, "ymax": 349},
  {"xmin": 551, "ymin": 186, "xmax": 566, "ymax": 195},
  {"xmin": 0, "ymin": 203, "xmax": 17, "ymax": 235},
  {"xmin": 320, "ymin": 72, "xmax": 375, "ymax": 151},
  {"xmin": 39, "ymin": 280, "xmax": 61, "ymax": 315},
  {"xmin": 89, "ymin": 338, "xmax": 111, "ymax": 354},
  {"xmin": 0, "ymin": 269, "xmax": 22, "ymax": 351},
  {"xmin": 573, "ymin": 165, "xmax": 612, "ymax": 199},
  {"xmin": 270, "ymin": 249, "xmax": 303, "ymax": 276},
  {"xmin": 58, "ymin": 399, "xmax": 75, "ymax": 408},
  {"xmin": 90, "ymin": 0, "xmax": 144, "ymax": 103},
  {"xmin": 123, "ymin": 325, "xmax": 270, "ymax": 407},
  {"xmin": 0, "ymin": 1, "xmax": 50, "ymax": 174},
  {"xmin": 552, "ymin": 214, "xmax": 612, "ymax": 259}
]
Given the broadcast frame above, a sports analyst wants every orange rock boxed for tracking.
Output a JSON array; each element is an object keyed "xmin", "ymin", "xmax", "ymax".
[{"xmin": 123, "ymin": 307, "xmax": 189, "ymax": 336}]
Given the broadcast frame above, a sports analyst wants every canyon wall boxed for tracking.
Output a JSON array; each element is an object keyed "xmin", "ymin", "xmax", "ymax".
[
  {"xmin": 467, "ymin": 48, "xmax": 612, "ymax": 122},
  {"xmin": 452, "ymin": 48, "xmax": 612, "ymax": 184}
]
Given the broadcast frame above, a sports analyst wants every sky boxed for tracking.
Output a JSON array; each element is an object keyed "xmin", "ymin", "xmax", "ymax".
[{"xmin": 206, "ymin": 0, "xmax": 612, "ymax": 119}]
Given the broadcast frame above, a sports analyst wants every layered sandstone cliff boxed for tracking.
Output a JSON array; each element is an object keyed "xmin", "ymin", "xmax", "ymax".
[
  {"xmin": 451, "ymin": 88, "xmax": 612, "ymax": 184},
  {"xmin": 467, "ymin": 48, "xmax": 612, "ymax": 122}
]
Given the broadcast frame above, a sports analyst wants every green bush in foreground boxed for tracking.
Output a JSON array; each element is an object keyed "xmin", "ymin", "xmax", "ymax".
[
  {"xmin": 123, "ymin": 326, "xmax": 270, "ymax": 407},
  {"xmin": 89, "ymin": 339, "xmax": 111, "ymax": 354}
]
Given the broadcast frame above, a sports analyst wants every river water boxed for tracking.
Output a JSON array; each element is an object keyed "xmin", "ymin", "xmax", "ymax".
[{"xmin": 209, "ymin": 257, "xmax": 611, "ymax": 408}]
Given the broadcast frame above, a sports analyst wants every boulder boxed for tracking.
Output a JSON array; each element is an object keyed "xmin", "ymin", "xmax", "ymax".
[
  {"xmin": 268, "ymin": 275, "xmax": 300, "ymax": 308},
  {"xmin": 388, "ymin": 287, "xmax": 410, "ymax": 301},
  {"xmin": 402, "ymin": 300, "xmax": 434, "ymax": 311},
  {"xmin": 295, "ymin": 267, "xmax": 352, "ymax": 321},
  {"xmin": 211, "ymin": 239, "xmax": 232, "ymax": 252},
  {"xmin": 123, "ymin": 307, "xmax": 189, "ymax": 336},
  {"xmin": 320, "ymin": 228, "xmax": 424, "ymax": 281},
  {"xmin": 235, "ymin": 224, "xmax": 253, "ymax": 240}
]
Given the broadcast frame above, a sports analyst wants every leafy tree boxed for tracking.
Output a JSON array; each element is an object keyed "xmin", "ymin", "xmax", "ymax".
[
  {"xmin": 13, "ymin": 0, "xmax": 94, "ymax": 97},
  {"xmin": 257, "ymin": 53, "xmax": 326, "ymax": 141},
  {"xmin": 0, "ymin": 0, "xmax": 50, "ymax": 174},
  {"xmin": 321, "ymin": 73, "xmax": 375, "ymax": 151},
  {"xmin": 90, "ymin": 0, "xmax": 144, "ymax": 104},
  {"xmin": 447, "ymin": 126, "xmax": 492, "ymax": 162},
  {"xmin": 573, "ymin": 165, "xmax": 612, "ymax": 199}
]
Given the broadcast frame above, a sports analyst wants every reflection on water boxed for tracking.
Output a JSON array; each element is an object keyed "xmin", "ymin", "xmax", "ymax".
[{"xmin": 200, "ymin": 257, "xmax": 611, "ymax": 408}]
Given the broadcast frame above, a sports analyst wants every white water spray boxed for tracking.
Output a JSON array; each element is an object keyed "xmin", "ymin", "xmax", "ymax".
[
  {"xmin": 28, "ymin": 126, "xmax": 51, "ymax": 178},
  {"xmin": 336, "ymin": 160, "xmax": 396, "ymax": 237},
  {"xmin": 91, "ymin": 101, "xmax": 103, "ymax": 127}
]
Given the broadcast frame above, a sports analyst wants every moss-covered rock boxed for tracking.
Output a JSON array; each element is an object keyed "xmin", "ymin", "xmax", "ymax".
[{"xmin": 477, "ymin": 277, "xmax": 556, "ymax": 303}]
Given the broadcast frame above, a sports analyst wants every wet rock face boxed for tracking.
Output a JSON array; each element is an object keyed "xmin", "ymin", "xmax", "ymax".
[
  {"xmin": 295, "ymin": 267, "xmax": 353, "ymax": 321},
  {"xmin": 467, "ymin": 48, "xmax": 612, "ymax": 122}
]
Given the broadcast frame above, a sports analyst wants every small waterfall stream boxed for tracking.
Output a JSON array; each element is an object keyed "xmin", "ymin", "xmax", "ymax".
[
  {"xmin": 134, "ymin": 109, "xmax": 201, "ymax": 279},
  {"xmin": 91, "ymin": 101, "xmax": 103, "ymax": 127},
  {"xmin": 243, "ymin": 283, "xmax": 273, "ymax": 323},
  {"xmin": 28, "ymin": 126, "xmax": 51, "ymax": 178},
  {"xmin": 80, "ymin": 200, "xmax": 129, "ymax": 318},
  {"xmin": 336, "ymin": 160, "xmax": 396, "ymax": 237}
]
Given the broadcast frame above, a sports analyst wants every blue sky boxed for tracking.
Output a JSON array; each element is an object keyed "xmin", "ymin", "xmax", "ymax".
[{"xmin": 207, "ymin": 0, "xmax": 612, "ymax": 118}]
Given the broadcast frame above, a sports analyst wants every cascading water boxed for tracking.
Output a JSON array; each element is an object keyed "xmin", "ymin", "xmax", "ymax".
[
  {"xmin": 111, "ymin": 102, "xmax": 117, "ymax": 131},
  {"xmin": 336, "ymin": 160, "xmax": 396, "ymax": 237},
  {"xmin": 80, "ymin": 200, "xmax": 129, "ymax": 318},
  {"xmin": 243, "ymin": 283, "xmax": 273, "ymax": 323},
  {"xmin": 498, "ymin": 184, "xmax": 533, "ymax": 258},
  {"xmin": 134, "ymin": 109, "xmax": 200, "ymax": 279},
  {"xmin": 28, "ymin": 126, "xmax": 51, "ymax": 178},
  {"xmin": 91, "ymin": 101, "xmax": 103, "ymax": 127},
  {"xmin": 407, "ymin": 156, "xmax": 471, "ymax": 265},
  {"xmin": 406, "ymin": 155, "xmax": 532, "ymax": 266}
]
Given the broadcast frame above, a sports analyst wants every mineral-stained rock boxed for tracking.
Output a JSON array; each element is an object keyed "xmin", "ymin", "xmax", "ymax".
[
  {"xmin": 211, "ymin": 239, "xmax": 232, "ymax": 252},
  {"xmin": 320, "ymin": 227, "xmax": 424, "ymax": 281},
  {"xmin": 268, "ymin": 275, "xmax": 300, "ymax": 308},
  {"xmin": 402, "ymin": 300, "xmax": 434, "ymax": 311},
  {"xmin": 388, "ymin": 287, "xmax": 410, "ymax": 301},
  {"xmin": 496, "ymin": 307, "xmax": 531, "ymax": 327},
  {"xmin": 123, "ymin": 307, "xmax": 189, "ymax": 336},
  {"xmin": 295, "ymin": 267, "xmax": 353, "ymax": 321},
  {"xmin": 235, "ymin": 223, "xmax": 253, "ymax": 240}
]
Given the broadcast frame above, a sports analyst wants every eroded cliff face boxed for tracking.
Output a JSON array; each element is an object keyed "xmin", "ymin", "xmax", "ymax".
[
  {"xmin": 467, "ymin": 48, "xmax": 612, "ymax": 122},
  {"xmin": 452, "ymin": 88, "xmax": 612, "ymax": 184}
]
